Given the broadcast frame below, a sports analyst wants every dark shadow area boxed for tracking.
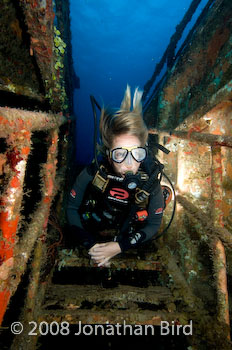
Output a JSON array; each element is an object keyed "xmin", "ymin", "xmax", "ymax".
[
  {"xmin": 0, "ymin": 267, "xmax": 31, "ymax": 350},
  {"xmin": 0, "ymin": 90, "xmax": 50, "ymax": 111},
  {"xmin": 52, "ymin": 265, "xmax": 161, "ymax": 288},
  {"xmin": 37, "ymin": 325, "xmax": 190, "ymax": 350}
]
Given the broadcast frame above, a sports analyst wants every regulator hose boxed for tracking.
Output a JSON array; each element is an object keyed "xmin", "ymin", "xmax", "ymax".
[
  {"xmin": 153, "ymin": 171, "xmax": 176, "ymax": 240},
  {"xmin": 90, "ymin": 95, "xmax": 101, "ymax": 171}
]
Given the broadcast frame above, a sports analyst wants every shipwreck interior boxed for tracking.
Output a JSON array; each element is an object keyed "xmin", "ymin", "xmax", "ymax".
[{"xmin": 0, "ymin": 0, "xmax": 232, "ymax": 349}]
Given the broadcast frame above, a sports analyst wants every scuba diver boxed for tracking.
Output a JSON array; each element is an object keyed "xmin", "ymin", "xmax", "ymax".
[{"xmin": 67, "ymin": 85, "xmax": 173, "ymax": 267}]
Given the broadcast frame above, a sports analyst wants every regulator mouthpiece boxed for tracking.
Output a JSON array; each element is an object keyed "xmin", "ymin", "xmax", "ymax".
[{"xmin": 124, "ymin": 171, "xmax": 140, "ymax": 190}]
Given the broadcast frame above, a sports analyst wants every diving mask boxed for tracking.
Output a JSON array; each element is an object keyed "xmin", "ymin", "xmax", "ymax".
[{"xmin": 109, "ymin": 146, "xmax": 147, "ymax": 163}]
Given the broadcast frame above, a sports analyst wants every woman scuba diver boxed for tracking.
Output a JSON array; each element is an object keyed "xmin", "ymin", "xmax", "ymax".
[{"xmin": 67, "ymin": 85, "xmax": 173, "ymax": 267}]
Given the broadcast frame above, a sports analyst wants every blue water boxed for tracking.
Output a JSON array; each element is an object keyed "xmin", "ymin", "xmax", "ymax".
[{"xmin": 70, "ymin": 0, "xmax": 209, "ymax": 164}]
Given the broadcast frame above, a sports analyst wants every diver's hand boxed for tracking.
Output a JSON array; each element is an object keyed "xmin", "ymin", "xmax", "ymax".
[{"xmin": 88, "ymin": 242, "xmax": 121, "ymax": 267}]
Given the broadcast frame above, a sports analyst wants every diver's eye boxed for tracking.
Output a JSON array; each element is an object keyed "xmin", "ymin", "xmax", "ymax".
[
  {"xmin": 131, "ymin": 147, "xmax": 147, "ymax": 162},
  {"xmin": 112, "ymin": 149, "xmax": 127, "ymax": 162}
]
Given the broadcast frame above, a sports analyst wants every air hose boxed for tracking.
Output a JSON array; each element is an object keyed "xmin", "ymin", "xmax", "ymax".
[
  {"xmin": 153, "ymin": 171, "xmax": 176, "ymax": 240},
  {"xmin": 90, "ymin": 95, "xmax": 101, "ymax": 171}
]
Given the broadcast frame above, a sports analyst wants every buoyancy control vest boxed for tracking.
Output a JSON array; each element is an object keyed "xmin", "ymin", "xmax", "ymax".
[{"xmin": 79, "ymin": 156, "xmax": 163, "ymax": 235}]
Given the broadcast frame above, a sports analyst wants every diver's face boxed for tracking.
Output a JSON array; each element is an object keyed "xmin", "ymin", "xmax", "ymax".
[{"xmin": 110, "ymin": 134, "xmax": 142, "ymax": 177}]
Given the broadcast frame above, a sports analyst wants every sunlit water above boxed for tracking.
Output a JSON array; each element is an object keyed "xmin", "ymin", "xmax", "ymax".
[{"xmin": 70, "ymin": 0, "xmax": 209, "ymax": 164}]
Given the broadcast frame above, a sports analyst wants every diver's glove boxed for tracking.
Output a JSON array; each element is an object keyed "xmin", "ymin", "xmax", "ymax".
[{"xmin": 116, "ymin": 231, "xmax": 146, "ymax": 252}]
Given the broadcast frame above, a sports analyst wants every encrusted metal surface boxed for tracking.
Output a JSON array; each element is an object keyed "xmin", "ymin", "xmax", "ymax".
[
  {"xmin": 57, "ymin": 249, "xmax": 162, "ymax": 271},
  {"xmin": 144, "ymin": 0, "xmax": 232, "ymax": 130},
  {"xmin": 43, "ymin": 284, "xmax": 172, "ymax": 310},
  {"xmin": 39, "ymin": 309, "xmax": 185, "ymax": 326}
]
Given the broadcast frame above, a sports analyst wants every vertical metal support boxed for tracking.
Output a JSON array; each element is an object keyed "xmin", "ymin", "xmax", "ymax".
[
  {"xmin": 211, "ymin": 145, "xmax": 230, "ymax": 337},
  {"xmin": 10, "ymin": 240, "xmax": 44, "ymax": 350},
  {"xmin": 10, "ymin": 128, "xmax": 59, "ymax": 349},
  {"xmin": 0, "ymin": 130, "xmax": 31, "ymax": 324},
  {"xmin": 42, "ymin": 128, "xmax": 59, "ymax": 205},
  {"xmin": 6, "ymin": 129, "xmax": 59, "ymax": 309}
]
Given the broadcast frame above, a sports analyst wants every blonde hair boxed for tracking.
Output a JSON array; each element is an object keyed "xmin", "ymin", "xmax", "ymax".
[{"xmin": 99, "ymin": 85, "xmax": 148, "ymax": 152}]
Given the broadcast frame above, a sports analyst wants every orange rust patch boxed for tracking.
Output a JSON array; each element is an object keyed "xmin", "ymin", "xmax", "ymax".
[
  {"xmin": 211, "ymin": 126, "xmax": 223, "ymax": 135},
  {"xmin": 227, "ymin": 163, "xmax": 232, "ymax": 179},
  {"xmin": 43, "ymin": 197, "xmax": 51, "ymax": 203},
  {"xmin": 218, "ymin": 214, "xmax": 224, "ymax": 227},
  {"xmin": 45, "ymin": 163, "xmax": 54, "ymax": 171},
  {"xmin": 0, "ymin": 116, "xmax": 6, "ymax": 123},
  {"xmin": 0, "ymin": 154, "xmax": 6, "ymax": 175},
  {"xmin": 222, "ymin": 203, "xmax": 232, "ymax": 217},
  {"xmin": 0, "ymin": 115, "xmax": 12, "ymax": 127},
  {"xmin": 21, "ymin": 146, "xmax": 30, "ymax": 155},
  {"xmin": 214, "ymin": 199, "xmax": 222, "ymax": 208},
  {"xmin": 23, "ymin": 130, "xmax": 31, "ymax": 140},
  {"xmin": 189, "ymin": 142, "xmax": 197, "ymax": 148},
  {"xmin": 0, "ymin": 212, "xmax": 19, "ymax": 240},
  {"xmin": 187, "ymin": 126, "xmax": 201, "ymax": 139},
  {"xmin": 0, "ymin": 290, "xmax": 11, "ymax": 325},
  {"xmin": 214, "ymin": 167, "xmax": 223, "ymax": 174},
  {"xmin": 10, "ymin": 176, "xmax": 20, "ymax": 188},
  {"xmin": 215, "ymin": 156, "xmax": 222, "ymax": 164}
]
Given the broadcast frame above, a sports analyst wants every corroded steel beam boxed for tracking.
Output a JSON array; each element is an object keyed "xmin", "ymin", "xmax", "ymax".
[
  {"xmin": 158, "ymin": 246, "xmax": 203, "ymax": 310},
  {"xmin": 0, "ymin": 200, "xmax": 52, "ymax": 298},
  {"xmin": 0, "ymin": 129, "xmax": 31, "ymax": 324},
  {"xmin": 0, "ymin": 85, "xmax": 44, "ymax": 102},
  {"xmin": 144, "ymin": 0, "xmax": 232, "ymax": 129},
  {"xmin": 18, "ymin": 0, "xmax": 71, "ymax": 112},
  {"xmin": 149, "ymin": 129, "xmax": 232, "ymax": 148},
  {"xmin": 176, "ymin": 194, "xmax": 232, "ymax": 249},
  {"xmin": 0, "ymin": 129, "xmax": 59, "ymax": 324},
  {"xmin": 10, "ymin": 240, "xmax": 45, "ymax": 350},
  {"xmin": 142, "ymin": 0, "xmax": 203, "ymax": 101},
  {"xmin": 57, "ymin": 251, "xmax": 162, "ymax": 271},
  {"xmin": 43, "ymin": 285, "xmax": 172, "ymax": 309},
  {"xmin": 159, "ymin": 245, "xmax": 230, "ymax": 348},
  {"xmin": 40, "ymin": 309, "xmax": 186, "ymax": 325},
  {"xmin": 18, "ymin": 0, "xmax": 56, "ymax": 102},
  {"xmin": 214, "ymin": 239, "xmax": 230, "ymax": 337},
  {"xmin": 211, "ymin": 147, "xmax": 230, "ymax": 338},
  {"xmin": 0, "ymin": 107, "xmax": 67, "ymax": 137}
]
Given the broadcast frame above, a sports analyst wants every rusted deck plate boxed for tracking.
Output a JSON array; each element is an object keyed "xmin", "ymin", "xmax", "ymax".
[
  {"xmin": 39, "ymin": 309, "xmax": 185, "ymax": 326},
  {"xmin": 57, "ymin": 250, "xmax": 162, "ymax": 271},
  {"xmin": 43, "ymin": 284, "xmax": 172, "ymax": 310}
]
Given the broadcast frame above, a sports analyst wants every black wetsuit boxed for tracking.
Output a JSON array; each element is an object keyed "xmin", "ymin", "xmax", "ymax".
[{"xmin": 66, "ymin": 157, "xmax": 164, "ymax": 251}]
